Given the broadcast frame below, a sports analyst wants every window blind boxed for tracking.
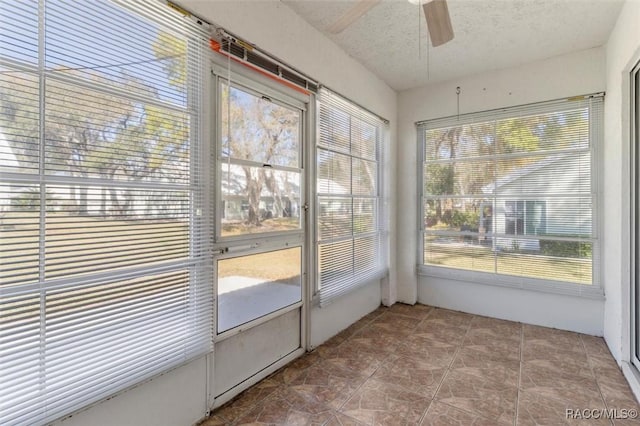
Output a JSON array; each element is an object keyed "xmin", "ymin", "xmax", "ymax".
[
  {"xmin": 0, "ymin": 1, "xmax": 212, "ymax": 425},
  {"xmin": 418, "ymin": 95, "xmax": 603, "ymax": 294},
  {"xmin": 316, "ymin": 88, "xmax": 387, "ymax": 305}
]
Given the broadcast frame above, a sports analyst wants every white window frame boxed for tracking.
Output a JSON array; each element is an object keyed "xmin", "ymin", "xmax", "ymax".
[
  {"xmin": 417, "ymin": 95, "xmax": 604, "ymax": 298},
  {"xmin": 314, "ymin": 87, "xmax": 389, "ymax": 306},
  {"xmin": 209, "ymin": 57, "xmax": 311, "ymax": 340},
  {"xmin": 0, "ymin": 3, "xmax": 212, "ymax": 425}
]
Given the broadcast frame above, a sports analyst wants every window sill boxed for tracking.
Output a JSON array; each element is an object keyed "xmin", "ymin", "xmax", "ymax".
[{"xmin": 417, "ymin": 265, "xmax": 605, "ymax": 300}]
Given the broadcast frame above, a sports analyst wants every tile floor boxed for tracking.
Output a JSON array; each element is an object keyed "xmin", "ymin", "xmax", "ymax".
[{"xmin": 201, "ymin": 304, "xmax": 640, "ymax": 425}]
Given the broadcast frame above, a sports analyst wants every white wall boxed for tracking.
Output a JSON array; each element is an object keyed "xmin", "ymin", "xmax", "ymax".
[
  {"xmin": 58, "ymin": 2, "xmax": 397, "ymax": 425},
  {"xmin": 603, "ymin": 0, "xmax": 640, "ymax": 365},
  {"xmin": 310, "ymin": 282, "xmax": 382, "ymax": 348},
  {"xmin": 397, "ymin": 47, "xmax": 607, "ymax": 332},
  {"xmin": 58, "ymin": 358, "xmax": 208, "ymax": 426}
]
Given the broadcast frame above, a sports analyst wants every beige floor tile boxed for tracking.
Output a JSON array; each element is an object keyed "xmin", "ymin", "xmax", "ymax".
[
  {"xmin": 469, "ymin": 316, "xmax": 523, "ymax": 337},
  {"xmin": 213, "ymin": 375, "xmax": 283, "ymax": 423},
  {"xmin": 395, "ymin": 335, "xmax": 458, "ymax": 367},
  {"xmin": 288, "ymin": 359, "xmax": 368, "ymax": 409},
  {"xmin": 323, "ymin": 412, "xmax": 368, "ymax": 426},
  {"xmin": 371, "ymin": 353, "xmax": 448, "ymax": 398},
  {"xmin": 339, "ymin": 378, "xmax": 431, "ymax": 425},
  {"xmin": 462, "ymin": 337, "xmax": 522, "ymax": 361},
  {"xmin": 413, "ymin": 323, "xmax": 469, "ymax": 345},
  {"xmin": 234, "ymin": 388, "xmax": 335, "ymax": 425},
  {"xmin": 421, "ymin": 401, "xmax": 496, "ymax": 425},
  {"xmin": 451, "ymin": 347, "xmax": 520, "ymax": 387},
  {"xmin": 516, "ymin": 389, "xmax": 609, "ymax": 425},
  {"xmin": 582, "ymin": 335, "xmax": 613, "ymax": 358},
  {"xmin": 523, "ymin": 325, "xmax": 585, "ymax": 354},
  {"xmin": 522, "ymin": 343, "xmax": 593, "ymax": 379},
  {"xmin": 435, "ymin": 369, "xmax": 517, "ymax": 425},
  {"xmin": 520, "ymin": 364, "xmax": 605, "ymax": 409},
  {"xmin": 349, "ymin": 326, "xmax": 403, "ymax": 352},
  {"xmin": 369, "ymin": 312, "xmax": 423, "ymax": 336},
  {"xmin": 597, "ymin": 378, "xmax": 640, "ymax": 411},
  {"xmin": 421, "ymin": 308, "xmax": 474, "ymax": 329},
  {"xmin": 322, "ymin": 343, "xmax": 389, "ymax": 377},
  {"xmin": 197, "ymin": 414, "xmax": 229, "ymax": 426}
]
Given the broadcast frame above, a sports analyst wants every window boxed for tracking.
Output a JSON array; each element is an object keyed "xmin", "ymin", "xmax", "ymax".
[
  {"xmin": 316, "ymin": 88, "xmax": 387, "ymax": 305},
  {"xmin": 219, "ymin": 81, "xmax": 302, "ymax": 238},
  {"xmin": 215, "ymin": 79, "xmax": 304, "ymax": 334},
  {"xmin": 419, "ymin": 96, "xmax": 602, "ymax": 292},
  {"xmin": 0, "ymin": 2, "xmax": 210, "ymax": 425}
]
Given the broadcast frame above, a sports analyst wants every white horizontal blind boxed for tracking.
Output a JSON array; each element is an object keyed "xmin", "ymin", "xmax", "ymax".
[
  {"xmin": 0, "ymin": 1, "xmax": 212, "ymax": 425},
  {"xmin": 419, "ymin": 95, "xmax": 602, "ymax": 292},
  {"xmin": 317, "ymin": 88, "xmax": 387, "ymax": 305}
]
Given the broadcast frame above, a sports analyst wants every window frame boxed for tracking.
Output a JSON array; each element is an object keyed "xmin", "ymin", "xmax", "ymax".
[
  {"xmin": 417, "ymin": 95, "xmax": 604, "ymax": 298},
  {"xmin": 0, "ymin": 3, "xmax": 212, "ymax": 425},
  {"xmin": 210, "ymin": 61, "xmax": 311, "ymax": 340},
  {"xmin": 313, "ymin": 87, "xmax": 389, "ymax": 305}
]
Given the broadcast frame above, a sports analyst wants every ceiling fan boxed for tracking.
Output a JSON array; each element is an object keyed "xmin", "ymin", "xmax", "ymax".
[{"xmin": 327, "ymin": 0, "xmax": 454, "ymax": 47}]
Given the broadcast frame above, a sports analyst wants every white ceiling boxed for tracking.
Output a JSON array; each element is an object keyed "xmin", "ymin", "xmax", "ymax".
[{"xmin": 282, "ymin": 0, "xmax": 624, "ymax": 91}]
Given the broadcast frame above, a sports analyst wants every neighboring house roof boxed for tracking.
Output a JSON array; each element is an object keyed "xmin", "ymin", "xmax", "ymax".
[{"xmin": 481, "ymin": 153, "xmax": 568, "ymax": 194}]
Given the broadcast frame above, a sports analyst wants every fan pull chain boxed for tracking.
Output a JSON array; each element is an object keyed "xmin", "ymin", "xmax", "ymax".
[{"xmin": 456, "ymin": 86, "xmax": 461, "ymax": 120}]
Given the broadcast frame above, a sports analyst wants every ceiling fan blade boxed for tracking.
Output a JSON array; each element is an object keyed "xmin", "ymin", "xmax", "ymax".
[
  {"xmin": 327, "ymin": 0, "xmax": 381, "ymax": 34},
  {"xmin": 423, "ymin": 0, "xmax": 454, "ymax": 47}
]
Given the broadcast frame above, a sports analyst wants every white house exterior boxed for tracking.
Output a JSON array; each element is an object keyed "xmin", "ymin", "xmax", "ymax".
[{"xmin": 482, "ymin": 151, "xmax": 592, "ymax": 251}]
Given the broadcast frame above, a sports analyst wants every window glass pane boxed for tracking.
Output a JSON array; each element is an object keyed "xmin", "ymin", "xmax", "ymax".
[
  {"xmin": 496, "ymin": 197, "xmax": 591, "ymax": 237},
  {"xmin": 217, "ymin": 247, "xmax": 301, "ymax": 333},
  {"xmin": 495, "ymin": 108, "xmax": 589, "ymax": 155},
  {"xmin": 220, "ymin": 83, "xmax": 300, "ymax": 168},
  {"xmin": 425, "ymin": 122, "xmax": 495, "ymax": 160},
  {"xmin": 424, "ymin": 197, "xmax": 490, "ymax": 235},
  {"xmin": 0, "ymin": 291, "xmax": 41, "ymax": 415},
  {"xmin": 424, "ymin": 234, "xmax": 494, "ymax": 273},
  {"xmin": 319, "ymin": 105, "xmax": 350, "ymax": 154},
  {"xmin": 45, "ymin": 80, "xmax": 191, "ymax": 183},
  {"xmin": 45, "ymin": 0, "xmax": 188, "ymax": 106},
  {"xmin": 0, "ymin": 69, "xmax": 39, "ymax": 174},
  {"xmin": 354, "ymin": 235, "xmax": 379, "ymax": 275},
  {"xmin": 318, "ymin": 197, "xmax": 352, "ymax": 240},
  {"xmin": 221, "ymin": 163, "xmax": 301, "ymax": 237},
  {"xmin": 0, "ymin": 184, "xmax": 40, "ymax": 287},
  {"xmin": 45, "ymin": 269, "xmax": 194, "ymax": 400},
  {"xmin": 318, "ymin": 148, "xmax": 350, "ymax": 194},
  {"xmin": 0, "ymin": 0, "xmax": 38, "ymax": 64},
  {"xmin": 424, "ymin": 160, "xmax": 495, "ymax": 196},
  {"xmin": 496, "ymin": 238, "xmax": 592, "ymax": 284},
  {"xmin": 351, "ymin": 117, "xmax": 376, "ymax": 160},
  {"xmin": 354, "ymin": 198, "xmax": 376, "ymax": 235},
  {"xmin": 496, "ymin": 152, "xmax": 591, "ymax": 196},
  {"xmin": 319, "ymin": 239, "xmax": 353, "ymax": 290},
  {"xmin": 352, "ymin": 158, "xmax": 376, "ymax": 196},
  {"xmin": 45, "ymin": 186, "xmax": 189, "ymax": 280}
]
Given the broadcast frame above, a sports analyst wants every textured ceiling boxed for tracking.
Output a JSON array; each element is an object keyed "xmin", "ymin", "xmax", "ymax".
[{"xmin": 282, "ymin": 0, "xmax": 624, "ymax": 91}]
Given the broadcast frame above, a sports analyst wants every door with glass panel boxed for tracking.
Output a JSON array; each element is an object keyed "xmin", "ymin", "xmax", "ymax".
[{"xmin": 213, "ymin": 76, "xmax": 305, "ymax": 396}]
